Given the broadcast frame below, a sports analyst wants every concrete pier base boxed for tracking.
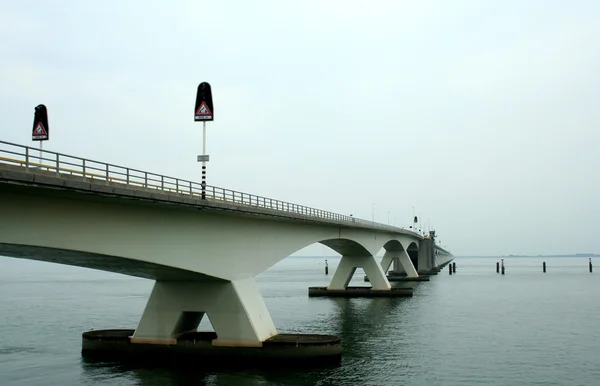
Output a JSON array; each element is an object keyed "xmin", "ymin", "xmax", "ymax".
[
  {"xmin": 308, "ymin": 286, "xmax": 413, "ymax": 297},
  {"xmin": 82, "ymin": 329, "xmax": 341, "ymax": 365},
  {"xmin": 363, "ymin": 275, "xmax": 430, "ymax": 282}
]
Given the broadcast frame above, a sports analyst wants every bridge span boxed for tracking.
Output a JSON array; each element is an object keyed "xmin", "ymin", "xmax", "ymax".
[{"xmin": 0, "ymin": 140, "xmax": 453, "ymax": 356}]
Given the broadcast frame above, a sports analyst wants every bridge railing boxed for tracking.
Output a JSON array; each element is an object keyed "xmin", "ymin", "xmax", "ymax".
[{"xmin": 0, "ymin": 140, "xmax": 420, "ymax": 235}]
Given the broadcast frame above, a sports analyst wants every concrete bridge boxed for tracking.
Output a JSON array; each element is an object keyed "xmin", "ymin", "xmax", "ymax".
[{"xmin": 0, "ymin": 140, "xmax": 453, "ymax": 351}]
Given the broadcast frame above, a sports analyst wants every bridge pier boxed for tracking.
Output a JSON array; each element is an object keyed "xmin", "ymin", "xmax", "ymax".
[
  {"xmin": 85, "ymin": 277, "xmax": 342, "ymax": 363},
  {"xmin": 327, "ymin": 255, "xmax": 391, "ymax": 290},
  {"xmin": 309, "ymin": 254, "xmax": 412, "ymax": 297},
  {"xmin": 366, "ymin": 250, "xmax": 429, "ymax": 283},
  {"xmin": 417, "ymin": 237, "xmax": 437, "ymax": 274},
  {"xmin": 381, "ymin": 253, "xmax": 413, "ymax": 277},
  {"xmin": 364, "ymin": 242, "xmax": 423, "ymax": 283},
  {"xmin": 131, "ymin": 278, "xmax": 276, "ymax": 347},
  {"xmin": 392, "ymin": 256, "xmax": 404, "ymax": 274},
  {"xmin": 395, "ymin": 250, "xmax": 419, "ymax": 278},
  {"xmin": 380, "ymin": 252, "xmax": 394, "ymax": 274}
]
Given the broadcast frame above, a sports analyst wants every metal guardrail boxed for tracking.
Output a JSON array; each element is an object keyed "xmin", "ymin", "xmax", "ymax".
[{"xmin": 0, "ymin": 140, "xmax": 419, "ymax": 235}]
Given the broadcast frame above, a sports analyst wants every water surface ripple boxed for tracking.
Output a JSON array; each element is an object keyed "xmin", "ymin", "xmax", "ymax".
[{"xmin": 0, "ymin": 256, "xmax": 598, "ymax": 385}]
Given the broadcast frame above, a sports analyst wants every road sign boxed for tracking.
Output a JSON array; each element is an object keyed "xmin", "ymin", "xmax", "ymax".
[
  {"xmin": 197, "ymin": 155, "xmax": 210, "ymax": 162},
  {"xmin": 32, "ymin": 104, "xmax": 49, "ymax": 141},
  {"xmin": 194, "ymin": 82, "xmax": 214, "ymax": 121}
]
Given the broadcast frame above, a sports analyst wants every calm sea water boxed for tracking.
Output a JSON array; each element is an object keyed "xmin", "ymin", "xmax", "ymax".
[{"xmin": 0, "ymin": 256, "xmax": 599, "ymax": 385}]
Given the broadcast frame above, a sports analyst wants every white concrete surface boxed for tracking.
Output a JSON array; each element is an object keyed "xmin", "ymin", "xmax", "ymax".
[
  {"xmin": 131, "ymin": 278, "xmax": 276, "ymax": 347},
  {"xmin": 0, "ymin": 181, "xmax": 452, "ymax": 345},
  {"xmin": 327, "ymin": 255, "xmax": 391, "ymax": 290}
]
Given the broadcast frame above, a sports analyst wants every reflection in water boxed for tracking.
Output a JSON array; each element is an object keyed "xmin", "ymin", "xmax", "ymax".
[
  {"xmin": 81, "ymin": 356, "xmax": 280, "ymax": 386},
  {"xmin": 78, "ymin": 296, "xmax": 410, "ymax": 385},
  {"xmin": 80, "ymin": 346, "xmax": 340, "ymax": 386},
  {"xmin": 328, "ymin": 296, "xmax": 409, "ymax": 355}
]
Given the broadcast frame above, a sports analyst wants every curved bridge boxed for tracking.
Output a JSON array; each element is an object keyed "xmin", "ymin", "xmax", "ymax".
[{"xmin": 0, "ymin": 140, "xmax": 453, "ymax": 348}]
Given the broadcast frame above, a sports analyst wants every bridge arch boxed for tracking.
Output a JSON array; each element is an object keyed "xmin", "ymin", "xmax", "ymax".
[
  {"xmin": 377, "ymin": 239, "xmax": 420, "ymax": 277},
  {"xmin": 318, "ymin": 239, "xmax": 371, "ymax": 257},
  {"xmin": 0, "ymin": 180, "xmax": 425, "ymax": 348},
  {"xmin": 406, "ymin": 241, "xmax": 420, "ymax": 272},
  {"xmin": 1, "ymin": 184, "xmax": 424, "ymax": 281}
]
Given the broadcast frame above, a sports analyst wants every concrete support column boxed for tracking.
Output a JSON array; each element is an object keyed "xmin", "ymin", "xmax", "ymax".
[
  {"xmin": 418, "ymin": 238, "xmax": 433, "ymax": 272},
  {"xmin": 393, "ymin": 256, "xmax": 405, "ymax": 274},
  {"xmin": 398, "ymin": 250, "xmax": 419, "ymax": 278},
  {"xmin": 131, "ymin": 278, "xmax": 277, "ymax": 347},
  {"xmin": 328, "ymin": 255, "xmax": 391, "ymax": 290},
  {"xmin": 381, "ymin": 250, "xmax": 418, "ymax": 277},
  {"xmin": 380, "ymin": 252, "xmax": 394, "ymax": 273}
]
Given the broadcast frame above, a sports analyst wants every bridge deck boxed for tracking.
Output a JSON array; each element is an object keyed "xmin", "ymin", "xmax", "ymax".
[{"xmin": 0, "ymin": 140, "xmax": 421, "ymax": 236}]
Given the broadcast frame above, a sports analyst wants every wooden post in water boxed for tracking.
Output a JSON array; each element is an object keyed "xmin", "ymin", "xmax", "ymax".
[
  {"xmin": 449, "ymin": 264, "xmax": 452, "ymax": 275},
  {"xmin": 452, "ymin": 262, "xmax": 456, "ymax": 273},
  {"xmin": 496, "ymin": 262, "xmax": 500, "ymax": 273},
  {"xmin": 543, "ymin": 261, "xmax": 546, "ymax": 273},
  {"xmin": 325, "ymin": 259, "xmax": 328, "ymax": 275},
  {"xmin": 589, "ymin": 258, "xmax": 593, "ymax": 273},
  {"xmin": 501, "ymin": 259, "xmax": 505, "ymax": 275}
]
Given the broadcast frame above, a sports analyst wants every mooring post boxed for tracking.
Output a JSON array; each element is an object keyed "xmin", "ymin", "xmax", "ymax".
[
  {"xmin": 496, "ymin": 262, "xmax": 500, "ymax": 273},
  {"xmin": 543, "ymin": 261, "xmax": 546, "ymax": 273},
  {"xmin": 589, "ymin": 258, "xmax": 593, "ymax": 273},
  {"xmin": 325, "ymin": 259, "xmax": 328, "ymax": 275},
  {"xmin": 449, "ymin": 264, "xmax": 452, "ymax": 275},
  {"xmin": 452, "ymin": 262, "xmax": 456, "ymax": 273},
  {"xmin": 501, "ymin": 259, "xmax": 505, "ymax": 275}
]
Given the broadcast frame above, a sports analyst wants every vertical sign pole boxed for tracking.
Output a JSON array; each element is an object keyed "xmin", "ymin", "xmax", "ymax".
[
  {"xmin": 39, "ymin": 141, "xmax": 43, "ymax": 167},
  {"xmin": 202, "ymin": 121, "xmax": 206, "ymax": 199},
  {"xmin": 194, "ymin": 81, "xmax": 213, "ymax": 200}
]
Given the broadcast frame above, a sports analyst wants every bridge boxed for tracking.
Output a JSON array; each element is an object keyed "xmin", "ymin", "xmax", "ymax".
[{"xmin": 0, "ymin": 139, "xmax": 453, "ymax": 359}]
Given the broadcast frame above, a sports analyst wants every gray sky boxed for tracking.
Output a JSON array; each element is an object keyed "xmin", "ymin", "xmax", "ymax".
[{"xmin": 1, "ymin": 0, "xmax": 599, "ymax": 256}]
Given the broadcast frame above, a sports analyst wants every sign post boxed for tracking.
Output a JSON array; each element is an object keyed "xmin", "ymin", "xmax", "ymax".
[
  {"xmin": 194, "ymin": 82, "xmax": 214, "ymax": 199},
  {"xmin": 32, "ymin": 104, "xmax": 49, "ymax": 167}
]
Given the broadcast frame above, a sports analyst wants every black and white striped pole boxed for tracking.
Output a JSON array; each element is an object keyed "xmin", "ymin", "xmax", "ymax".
[
  {"xmin": 194, "ymin": 82, "xmax": 214, "ymax": 199},
  {"xmin": 201, "ymin": 121, "xmax": 207, "ymax": 198}
]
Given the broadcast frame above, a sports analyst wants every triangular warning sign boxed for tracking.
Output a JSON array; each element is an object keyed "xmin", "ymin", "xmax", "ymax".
[
  {"xmin": 33, "ymin": 122, "xmax": 47, "ymax": 136},
  {"xmin": 32, "ymin": 104, "xmax": 49, "ymax": 140},
  {"xmin": 195, "ymin": 101, "xmax": 212, "ymax": 117}
]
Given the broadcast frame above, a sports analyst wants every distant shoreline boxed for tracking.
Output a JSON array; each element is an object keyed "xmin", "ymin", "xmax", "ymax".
[
  {"xmin": 459, "ymin": 254, "xmax": 599, "ymax": 258},
  {"xmin": 288, "ymin": 254, "xmax": 600, "ymax": 259}
]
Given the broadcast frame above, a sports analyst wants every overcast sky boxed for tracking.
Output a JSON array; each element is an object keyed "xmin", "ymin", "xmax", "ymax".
[{"xmin": 1, "ymin": 0, "xmax": 599, "ymax": 256}]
